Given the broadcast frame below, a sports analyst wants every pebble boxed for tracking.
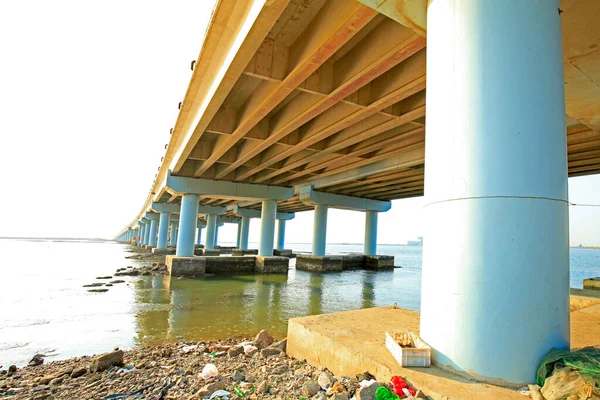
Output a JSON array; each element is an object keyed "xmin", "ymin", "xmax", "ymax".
[{"xmin": 318, "ymin": 370, "xmax": 335, "ymax": 389}]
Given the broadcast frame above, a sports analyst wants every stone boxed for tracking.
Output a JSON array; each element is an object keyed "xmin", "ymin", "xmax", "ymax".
[
  {"xmin": 318, "ymin": 370, "xmax": 335, "ymax": 390},
  {"xmin": 302, "ymin": 380, "xmax": 321, "ymax": 397},
  {"xmin": 327, "ymin": 382, "xmax": 348, "ymax": 395},
  {"xmin": 356, "ymin": 382, "xmax": 383, "ymax": 400},
  {"xmin": 50, "ymin": 376, "xmax": 64, "ymax": 386},
  {"xmin": 244, "ymin": 345, "xmax": 258, "ymax": 356},
  {"xmin": 254, "ymin": 330, "xmax": 275, "ymax": 349},
  {"xmin": 271, "ymin": 338, "xmax": 287, "ymax": 352},
  {"xmin": 70, "ymin": 367, "xmax": 87, "ymax": 379},
  {"xmin": 260, "ymin": 347, "xmax": 281, "ymax": 358},
  {"xmin": 28, "ymin": 355, "xmax": 44, "ymax": 367},
  {"xmin": 228, "ymin": 346, "xmax": 244, "ymax": 357},
  {"xmin": 356, "ymin": 372, "xmax": 375, "ymax": 382},
  {"xmin": 232, "ymin": 369, "xmax": 245, "ymax": 382},
  {"xmin": 90, "ymin": 350, "xmax": 124, "ymax": 373},
  {"xmin": 197, "ymin": 381, "xmax": 226, "ymax": 397},
  {"xmin": 110, "ymin": 280, "xmax": 125, "ymax": 284},
  {"xmin": 96, "ymin": 276, "xmax": 112, "ymax": 279},
  {"xmin": 82, "ymin": 283, "xmax": 104, "ymax": 287},
  {"xmin": 312, "ymin": 393, "xmax": 327, "ymax": 400},
  {"xmin": 87, "ymin": 288, "xmax": 108, "ymax": 293},
  {"xmin": 256, "ymin": 380, "xmax": 268, "ymax": 394},
  {"xmin": 7, "ymin": 365, "xmax": 16, "ymax": 376},
  {"xmin": 330, "ymin": 394, "xmax": 349, "ymax": 400}
]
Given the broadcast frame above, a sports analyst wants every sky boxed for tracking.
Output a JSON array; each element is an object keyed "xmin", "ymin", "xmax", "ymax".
[{"xmin": 1, "ymin": 0, "xmax": 599, "ymax": 246}]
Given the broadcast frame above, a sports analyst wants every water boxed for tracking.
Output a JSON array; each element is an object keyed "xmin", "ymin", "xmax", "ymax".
[{"xmin": 0, "ymin": 239, "xmax": 598, "ymax": 367}]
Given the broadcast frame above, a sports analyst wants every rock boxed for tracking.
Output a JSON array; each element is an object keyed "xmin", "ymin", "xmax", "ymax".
[
  {"xmin": 90, "ymin": 350, "xmax": 124, "ymax": 373},
  {"xmin": 87, "ymin": 288, "xmax": 108, "ymax": 293},
  {"xmin": 239, "ymin": 382, "xmax": 254, "ymax": 390},
  {"xmin": 356, "ymin": 382, "xmax": 383, "ymax": 400},
  {"xmin": 244, "ymin": 345, "xmax": 258, "ymax": 356},
  {"xmin": 70, "ymin": 367, "xmax": 87, "ymax": 379},
  {"xmin": 271, "ymin": 338, "xmax": 287, "ymax": 352},
  {"xmin": 356, "ymin": 372, "xmax": 375, "ymax": 382},
  {"xmin": 327, "ymin": 382, "xmax": 348, "ymax": 396},
  {"xmin": 39, "ymin": 375, "xmax": 54, "ymax": 385},
  {"xmin": 312, "ymin": 393, "xmax": 327, "ymax": 400},
  {"xmin": 50, "ymin": 376, "xmax": 64, "ymax": 386},
  {"xmin": 254, "ymin": 330, "xmax": 275, "ymax": 349},
  {"xmin": 256, "ymin": 381, "xmax": 268, "ymax": 394},
  {"xmin": 82, "ymin": 283, "xmax": 104, "ymax": 287},
  {"xmin": 232, "ymin": 369, "xmax": 245, "ymax": 382},
  {"xmin": 96, "ymin": 276, "xmax": 112, "ymax": 279},
  {"xmin": 260, "ymin": 347, "xmax": 281, "ymax": 358},
  {"xmin": 302, "ymin": 381, "xmax": 321, "ymax": 397},
  {"xmin": 228, "ymin": 346, "xmax": 244, "ymax": 357},
  {"xmin": 110, "ymin": 280, "xmax": 125, "ymax": 284},
  {"xmin": 330, "ymin": 394, "xmax": 349, "ymax": 400},
  {"xmin": 28, "ymin": 355, "xmax": 44, "ymax": 367},
  {"xmin": 197, "ymin": 381, "xmax": 226, "ymax": 397},
  {"xmin": 318, "ymin": 370, "xmax": 335, "ymax": 390},
  {"xmin": 415, "ymin": 389, "xmax": 428, "ymax": 399}
]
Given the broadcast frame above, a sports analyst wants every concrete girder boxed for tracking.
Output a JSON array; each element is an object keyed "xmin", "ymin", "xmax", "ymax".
[
  {"xmin": 151, "ymin": 202, "xmax": 181, "ymax": 214},
  {"xmin": 145, "ymin": 212, "xmax": 160, "ymax": 220},
  {"xmin": 299, "ymin": 185, "xmax": 391, "ymax": 212},
  {"xmin": 166, "ymin": 171, "xmax": 294, "ymax": 201},
  {"xmin": 217, "ymin": 216, "xmax": 242, "ymax": 224},
  {"xmin": 197, "ymin": 205, "xmax": 227, "ymax": 215},
  {"xmin": 356, "ymin": 0, "xmax": 426, "ymax": 37},
  {"xmin": 232, "ymin": 204, "xmax": 295, "ymax": 220}
]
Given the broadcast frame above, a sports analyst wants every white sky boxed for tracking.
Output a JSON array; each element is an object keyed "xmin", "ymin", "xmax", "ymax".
[{"xmin": 1, "ymin": 1, "xmax": 599, "ymax": 246}]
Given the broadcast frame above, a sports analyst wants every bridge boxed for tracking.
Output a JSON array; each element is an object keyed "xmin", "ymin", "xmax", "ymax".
[{"xmin": 115, "ymin": 0, "xmax": 600, "ymax": 388}]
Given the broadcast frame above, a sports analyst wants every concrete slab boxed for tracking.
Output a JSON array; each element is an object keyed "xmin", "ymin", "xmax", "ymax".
[
  {"xmin": 583, "ymin": 277, "xmax": 600, "ymax": 290},
  {"xmin": 296, "ymin": 254, "xmax": 344, "ymax": 272},
  {"xmin": 165, "ymin": 256, "xmax": 206, "ymax": 277},
  {"xmin": 255, "ymin": 256, "xmax": 289, "ymax": 273},
  {"xmin": 232, "ymin": 249, "xmax": 258, "ymax": 256},
  {"xmin": 287, "ymin": 290, "xmax": 600, "ymax": 400},
  {"xmin": 152, "ymin": 248, "xmax": 176, "ymax": 255},
  {"xmin": 273, "ymin": 249, "xmax": 294, "ymax": 257}
]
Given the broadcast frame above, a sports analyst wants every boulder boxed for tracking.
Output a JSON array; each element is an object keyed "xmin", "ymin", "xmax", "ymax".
[
  {"xmin": 254, "ymin": 330, "xmax": 275, "ymax": 349},
  {"xmin": 303, "ymin": 381, "xmax": 321, "ymax": 397},
  {"xmin": 90, "ymin": 350, "xmax": 124, "ymax": 373},
  {"xmin": 356, "ymin": 382, "xmax": 383, "ymax": 400},
  {"xmin": 318, "ymin": 370, "xmax": 335, "ymax": 390}
]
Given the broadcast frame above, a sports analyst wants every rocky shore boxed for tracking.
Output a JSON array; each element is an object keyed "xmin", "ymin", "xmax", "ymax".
[{"xmin": 0, "ymin": 330, "xmax": 425, "ymax": 400}]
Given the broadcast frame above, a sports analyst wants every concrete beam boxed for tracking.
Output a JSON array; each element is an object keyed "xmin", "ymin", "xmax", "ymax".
[
  {"xmin": 151, "ymin": 202, "xmax": 181, "ymax": 214},
  {"xmin": 299, "ymin": 185, "xmax": 391, "ymax": 212},
  {"xmin": 166, "ymin": 171, "xmax": 294, "ymax": 200},
  {"xmin": 145, "ymin": 212, "xmax": 160, "ymax": 220},
  {"xmin": 218, "ymin": 216, "xmax": 241, "ymax": 224},
  {"xmin": 197, "ymin": 205, "xmax": 227, "ymax": 215},
  {"xmin": 356, "ymin": 0, "xmax": 426, "ymax": 37},
  {"xmin": 233, "ymin": 204, "xmax": 295, "ymax": 220}
]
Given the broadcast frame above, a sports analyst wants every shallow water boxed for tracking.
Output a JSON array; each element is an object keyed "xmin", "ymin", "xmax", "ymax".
[{"xmin": 0, "ymin": 239, "xmax": 598, "ymax": 367}]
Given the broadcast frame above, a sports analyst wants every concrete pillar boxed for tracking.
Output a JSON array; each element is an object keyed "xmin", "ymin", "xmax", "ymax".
[
  {"xmin": 157, "ymin": 212, "xmax": 170, "ymax": 249},
  {"xmin": 240, "ymin": 216, "xmax": 250, "ymax": 250},
  {"xmin": 420, "ymin": 0, "xmax": 569, "ymax": 386},
  {"xmin": 205, "ymin": 214, "xmax": 217, "ymax": 250},
  {"xmin": 215, "ymin": 224, "xmax": 221, "ymax": 246},
  {"xmin": 236, "ymin": 223, "xmax": 242, "ymax": 248},
  {"xmin": 175, "ymin": 194, "xmax": 200, "ymax": 257},
  {"xmin": 143, "ymin": 221, "xmax": 151, "ymax": 245},
  {"xmin": 276, "ymin": 220, "xmax": 286, "ymax": 250},
  {"xmin": 259, "ymin": 200, "xmax": 277, "ymax": 256},
  {"xmin": 148, "ymin": 218, "xmax": 158, "ymax": 247},
  {"xmin": 312, "ymin": 204, "xmax": 328, "ymax": 256},
  {"xmin": 138, "ymin": 226, "xmax": 144, "ymax": 243},
  {"xmin": 196, "ymin": 225, "xmax": 203, "ymax": 245},
  {"xmin": 169, "ymin": 222, "xmax": 178, "ymax": 246},
  {"xmin": 364, "ymin": 211, "xmax": 377, "ymax": 256}
]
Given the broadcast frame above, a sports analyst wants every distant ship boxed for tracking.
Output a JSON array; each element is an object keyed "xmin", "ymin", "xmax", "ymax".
[{"xmin": 407, "ymin": 236, "xmax": 423, "ymax": 246}]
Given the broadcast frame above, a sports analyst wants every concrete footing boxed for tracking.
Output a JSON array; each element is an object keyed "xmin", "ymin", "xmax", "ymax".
[
  {"xmin": 584, "ymin": 277, "xmax": 600, "ymax": 290},
  {"xmin": 144, "ymin": 245, "xmax": 156, "ymax": 250},
  {"xmin": 165, "ymin": 255, "xmax": 290, "ymax": 277},
  {"xmin": 296, "ymin": 254, "xmax": 394, "ymax": 272},
  {"xmin": 273, "ymin": 249, "xmax": 294, "ymax": 257},
  {"xmin": 152, "ymin": 248, "xmax": 176, "ymax": 255},
  {"xmin": 214, "ymin": 246, "xmax": 236, "ymax": 255},
  {"xmin": 232, "ymin": 249, "xmax": 258, "ymax": 256}
]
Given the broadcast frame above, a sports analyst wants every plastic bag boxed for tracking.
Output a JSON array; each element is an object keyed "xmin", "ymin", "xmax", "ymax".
[{"xmin": 200, "ymin": 364, "xmax": 219, "ymax": 380}]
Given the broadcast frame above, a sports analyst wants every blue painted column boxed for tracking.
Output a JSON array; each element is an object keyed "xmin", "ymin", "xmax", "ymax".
[
  {"xmin": 312, "ymin": 204, "xmax": 328, "ymax": 256},
  {"xmin": 240, "ymin": 216, "xmax": 250, "ymax": 250},
  {"xmin": 236, "ymin": 223, "xmax": 242, "ymax": 248},
  {"xmin": 143, "ymin": 221, "xmax": 151, "ymax": 245},
  {"xmin": 259, "ymin": 200, "xmax": 277, "ymax": 256},
  {"xmin": 214, "ymin": 224, "xmax": 220, "ymax": 247},
  {"xmin": 175, "ymin": 194, "xmax": 200, "ymax": 257},
  {"xmin": 139, "ymin": 224, "xmax": 145, "ymax": 245},
  {"xmin": 196, "ymin": 225, "xmax": 203, "ymax": 246},
  {"xmin": 420, "ymin": 0, "xmax": 569, "ymax": 386},
  {"xmin": 157, "ymin": 212, "xmax": 170, "ymax": 249},
  {"xmin": 364, "ymin": 211, "xmax": 377, "ymax": 256},
  {"xmin": 276, "ymin": 220, "xmax": 286, "ymax": 250},
  {"xmin": 205, "ymin": 214, "xmax": 217, "ymax": 249},
  {"xmin": 169, "ymin": 221, "xmax": 178, "ymax": 246},
  {"xmin": 148, "ymin": 217, "xmax": 159, "ymax": 247}
]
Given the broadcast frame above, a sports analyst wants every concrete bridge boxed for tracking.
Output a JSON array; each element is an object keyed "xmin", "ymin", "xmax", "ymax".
[{"xmin": 115, "ymin": 0, "xmax": 600, "ymax": 388}]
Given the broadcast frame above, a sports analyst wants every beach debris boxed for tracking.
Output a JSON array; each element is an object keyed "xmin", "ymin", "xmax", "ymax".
[{"xmin": 200, "ymin": 363, "xmax": 219, "ymax": 380}]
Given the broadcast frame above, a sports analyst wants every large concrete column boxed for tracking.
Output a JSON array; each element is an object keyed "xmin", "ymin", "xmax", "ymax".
[
  {"xmin": 214, "ymin": 224, "xmax": 220, "ymax": 246},
  {"xmin": 240, "ymin": 216, "xmax": 250, "ymax": 250},
  {"xmin": 259, "ymin": 200, "xmax": 277, "ymax": 256},
  {"xmin": 364, "ymin": 211, "xmax": 377, "ymax": 256},
  {"xmin": 139, "ymin": 225, "xmax": 145, "ymax": 243},
  {"xmin": 421, "ymin": 0, "xmax": 569, "ymax": 386},
  {"xmin": 169, "ymin": 221, "xmax": 178, "ymax": 246},
  {"xmin": 312, "ymin": 204, "xmax": 328, "ymax": 256},
  {"xmin": 196, "ymin": 225, "xmax": 203, "ymax": 245},
  {"xmin": 175, "ymin": 194, "xmax": 200, "ymax": 257},
  {"xmin": 148, "ymin": 218, "xmax": 158, "ymax": 247},
  {"xmin": 276, "ymin": 220, "xmax": 286, "ymax": 250},
  {"xmin": 157, "ymin": 212, "xmax": 170, "ymax": 249},
  {"xmin": 143, "ymin": 221, "xmax": 151, "ymax": 245},
  {"xmin": 205, "ymin": 214, "xmax": 217, "ymax": 249},
  {"xmin": 236, "ymin": 223, "xmax": 242, "ymax": 248}
]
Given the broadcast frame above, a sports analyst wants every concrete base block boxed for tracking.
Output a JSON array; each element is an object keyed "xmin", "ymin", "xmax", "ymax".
[
  {"xmin": 273, "ymin": 249, "xmax": 294, "ymax": 257},
  {"xmin": 255, "ymin": 256, "xmax": 289, "ymax": 274},
  {"xmin": 152, "ymin": 248, "xmax": 176, "ymax": 255},
  {"xmin": 341, "ymin": 254, "xmax": 366, "ymax": 270},
  {"xmin": 296, "ymin": 255, "xmax": 344, "ymax": 272},
  {"xmin": 144, "ymin": 245, "xmax": 156, "ymax": 250},
  {"xmin": 232, "ymin": 249, "xmax": 258, "ymax": 256},
  {"xmin": 584, "ymin": 277, "xmax": 600, "ymax": 291},
  {"xmin": 166, "ymin": 256, "xmax": 206, "ymax": 277},
  {"xmin": 197, "ymin": 249, "xmax": 220, "ymax": 256},
  {"xmin": 214, "ymin": 246, "xmax": 236, "ymax": 255},
  {"xmin": 204, "ymin": 256, "xmax": 256, "ymax": 273},
  {"xmin": 365, "ymin": 255, "xmax": 395, "ymax": 270}
]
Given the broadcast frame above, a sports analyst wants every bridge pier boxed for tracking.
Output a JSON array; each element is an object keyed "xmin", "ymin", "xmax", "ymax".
[
  {"xmin": 236, "ymin": 223, "xmax": 242, "ymax": 248},
  {"xmin": 156, "ymin": 212, "xmax": 170, "ymax": 249},
  {"xmin": 147, "ymin": 214, "xmax": 159, "ymax": 248},
  {"xmin": 238, "ymin": 216, "xmax": 251, "ymax": 252},
  {"xmin": 196, "ymin": 224, "xmax": 203, "ymax": 246},
  {"xmin": 205, "ymin": 214, "xmax": 217, "ymax": 250},
  {"xmin": 259, "ymin": 200, "xmax": 276, "ymax": 257},
  {"xmin": 364, "ymin": 211, "xmax": 377, "ymax": 256},
  {"xmin": 175, "ymin": 194, "xmax": 199, "ymax": 257},
  {"xmin": 311, "ymin": 204, "xmax": 328, "ymax": 257},
  {"xmin": 143, "ymin": 218, "xmax": 151, "ymax": 246},
  {"xmin": 169, "ymin": 222, "xmax": 178, "ymax": 246},
  {"xmin": 420, "ymin": 0, "xmax": 569, "ymax": 386},
  {"xmin": 276, "ymin": 220, "xmax": 286, "ymax": 251}
]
